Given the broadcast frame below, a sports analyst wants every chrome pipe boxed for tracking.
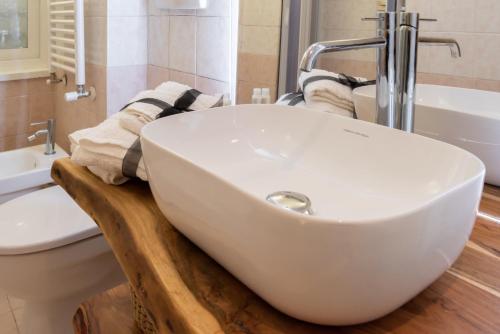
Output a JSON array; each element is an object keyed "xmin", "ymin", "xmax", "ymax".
[
  {"xmin": 396, "ymin": 12, "xmax": 420, "ymax": 132},
  {"xmin": 418, "ymin": 37, "xmax": 462, "ymax": 58},
  {"xmin": 299, "ymin": 37, "xmax": 386, "ymax": 72}
]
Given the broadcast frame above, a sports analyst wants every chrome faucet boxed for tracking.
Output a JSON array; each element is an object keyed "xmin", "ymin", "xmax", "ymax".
[
  {"xmin": 28, "ymin": 119, "xmax": 56, "ymax": 155},
  {"xmin": 299, "ymin": 0, "xmax": 461, "ymax": 133}
]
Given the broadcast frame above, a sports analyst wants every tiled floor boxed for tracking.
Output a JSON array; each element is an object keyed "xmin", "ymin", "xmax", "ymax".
[{"xmin": 0, "ymin": 293, "xmax": 25, "ymax": 334}]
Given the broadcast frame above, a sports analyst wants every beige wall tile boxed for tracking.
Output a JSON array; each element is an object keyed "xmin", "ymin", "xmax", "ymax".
[
  {"xmin": 148, "ymin": 0, "xmax": 162, "ymax": 16},
  {"xmin": 0, "ymin": 80, "xmax": 29, "ymax": 99},
  {"xmin": 237, "ymin": 53, "xmax": 279, "ymax": 84},
  {"xmin": 319, "ymin": 0, "xmax": 377, "ymax": 31},
  {"xmin": 239, "ymin": 0, "xmax": 282, "ymax": 26},
  {"xmin": 169, "ymin": 16, "xmax": 197, "ymax": 73},
  {"xmin": 196, "ymin": 17, "xmax": 230, "ymax": 82},
  {"xmin": 417, "ymin": 73, "xmax": 476, "ymax": 88},
  {"xmin": 148, "ymin": 15, "xmax": 170, "ymax": 68},
  {"xmin": 475, "ymin": 79, "xmax": 500, "ymax": 92},
  {"xmin": 147, "ymin": 65, "xmax": 170, "ymax": 89},
  {"xmin": 169, "ymin": 70, "xmax": 196, "ymax": 87},
  {"xmin": 474, "ymin": 33, "xmax": 500, "ymax": 81},
  {"xmin": 84, "ymin": 0, "xmax": 107, "ymax": 17},
  {"xmin": 474, "ymin": 0, "xmax": 500, "ymax": 34},
  {"xmin": 406, "ymin": 0, "xmax": 476, "ymax": 32},
  {"xmin": 28, "ymin": 93, "xmax": 55, "ymax": 124},
  {"xmin": 196, "ymin": 76, "xmax": 230, "ymax": 95},
  {"xmin": 27, "ymin": 78, "xmax": 56, "ymax": 96},
  {"xmin": 0, "ymin": 96, "xmax": 29, "ymax": 137},
  {"xmin": 85, "ymin": 16, "xmax": 107, "ymax": 66},
  {"xmin": 0, "ymin": 134, "xmax": 44, "ymax": 153},
  {"xmin": 238, "ymin": 25, "xmax": 281, "ymax": 56}
]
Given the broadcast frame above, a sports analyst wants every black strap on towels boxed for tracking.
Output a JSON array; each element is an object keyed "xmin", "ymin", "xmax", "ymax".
[
  {"xmin": 288, "ymin": 94, "xmax": 305, "ymax": 106},
  {"xmin": 156, "ymin": 89, "xmax": 201, "ymax": 119},
  {"xmin": 122, "ymin": 138, "xmax": 143, "ymax": 178},
  {"xmin": 120, "ymin": 97, "xmax": 171, "ymax": 111},
  {"xmin": 174, "ymin": 89, "xmax": 202, "ymax": 110},
  {"xmin": 121, "ymin": 89, "xmax": 206, "ymax": 179}
]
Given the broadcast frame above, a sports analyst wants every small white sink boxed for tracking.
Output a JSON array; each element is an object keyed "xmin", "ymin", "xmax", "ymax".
[
  {"xmin": 354, "ymin": 84, "xmax": 500, "ymax": 186},
  {"xmin": 141, "ymin": 105, "xmax": 484, "ymax": 325},
  {"xmin": 0, "ymin": 144, "xmax": 68, "ymax": 204}
]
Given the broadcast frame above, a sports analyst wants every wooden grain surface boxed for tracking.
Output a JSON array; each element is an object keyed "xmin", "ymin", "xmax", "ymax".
[
  {"xmin": 52, "ymin": 159, "xmax": 500, "ymax": 334},
  {"xmin": 73, "ymin": 285, "xmax": 140, "ymax": 334}
]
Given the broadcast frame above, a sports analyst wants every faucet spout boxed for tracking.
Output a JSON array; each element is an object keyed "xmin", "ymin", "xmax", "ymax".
[
  {"xmin": 299, "ymin": 37, "xmax": 386, "ymax": 72},
  {"xmin": 418, "ymin": 37, "xmax": 462, "ymax": 58}
]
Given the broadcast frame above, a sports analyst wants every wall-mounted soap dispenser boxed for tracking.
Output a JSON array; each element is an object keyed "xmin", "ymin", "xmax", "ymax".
[{"xmin": 154, "ymin": 0, "xmax": 208, "ymax": 10}]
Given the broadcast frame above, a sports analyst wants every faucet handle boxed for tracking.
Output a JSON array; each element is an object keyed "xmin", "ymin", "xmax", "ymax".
[
  {"xmin": 30, "ymin": 121, "xmax": 48, "ymax": 127},
  {"xmin": 30, "ymin": 119, "xmax": 55, "ymax": 128},
  {"xmin": 361, "ymin": 17, "xmax": 384, "ymax": 22},
  {"xmin": 420, "ymin": 18, "xmax": 438, "ymax": 22}
]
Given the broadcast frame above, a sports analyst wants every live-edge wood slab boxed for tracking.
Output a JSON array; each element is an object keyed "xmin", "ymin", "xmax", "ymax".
[
  {"xmin": 73, "ymin": 284, "xmax": 140, "ymax": 334},
  {"xmin": 51, "ymin": 158, "xmax": 500, "ymax": 334}
]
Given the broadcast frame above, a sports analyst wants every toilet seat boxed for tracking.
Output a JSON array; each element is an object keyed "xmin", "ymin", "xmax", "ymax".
[{"xmin": 0, "ymin": 186, "xmax": 100, "ymax": 255}]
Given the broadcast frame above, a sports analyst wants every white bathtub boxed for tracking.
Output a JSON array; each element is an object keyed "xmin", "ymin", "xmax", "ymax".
[
  {"xmin": 353, "ymin": 84, "xmax": 500, "ymax": 186},
  {"xmin": 0, "ymin": 144, "xmax": 68, "ymax": 204}
]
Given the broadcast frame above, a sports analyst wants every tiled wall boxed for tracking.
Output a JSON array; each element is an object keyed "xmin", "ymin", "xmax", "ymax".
[
  {"xmin": 147, "ymin": 0, "xmax": 232, "ymax": 96},
  {"xmin": 0, "ymin": 78, "xmax": 54, "ymax": 152},
  {"xmin": 237, "ymin": 0, "xmax": 282, "ymax": 104},
  {"xmin": 316, "ymin": 0, "xmax": 500, "ymax": 92},
  {"xmin": 4, "ymin": 0, "xmax": 236, "ymax": 153}
]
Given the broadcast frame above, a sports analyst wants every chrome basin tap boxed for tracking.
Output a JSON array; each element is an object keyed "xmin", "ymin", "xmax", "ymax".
[
  {"xmin": 28, "ymin": 119, "xmax": 56, "ymax": 155},
  {"xmin": 299, "ymin": 0, "xmax": 461, "ymax": 133}
]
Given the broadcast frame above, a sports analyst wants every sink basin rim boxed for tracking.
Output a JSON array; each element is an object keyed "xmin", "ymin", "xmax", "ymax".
[{"xmin": 141, "ymin": 106, "xmax": 485, "ymax": 226}]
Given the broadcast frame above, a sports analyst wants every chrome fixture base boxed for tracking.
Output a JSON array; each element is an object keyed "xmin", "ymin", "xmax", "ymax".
[
  {"xmin": 28, "ymin": 119, "xmax": 57, "ymax": 155},
  {"xmin": 46, "ymin": 73, "xmax": 67, "ymax": 86}
]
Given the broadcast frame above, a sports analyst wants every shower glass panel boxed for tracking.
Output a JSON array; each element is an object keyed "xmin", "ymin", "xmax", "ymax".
[{"xmin": 0, "ymin": 0, "xmax": 29, "ymax": 50}]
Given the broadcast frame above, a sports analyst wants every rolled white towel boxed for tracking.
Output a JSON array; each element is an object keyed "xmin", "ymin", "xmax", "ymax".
[
  {"xmin": 276, "ymin": 92, "xmax": 306, "ymax": 107},
  {"xmin": 298, "ymin": 69, "xmax": 373, "ymax": 118},
  {"xmin": 70, "ymin": 114, "xmax": 147, "ymax": 184},
  {"xmin": 88, "ymin": 166, "xmax": 129, "ymax": 185},
  {"xmin": 69, "ymin": 81, "xmax": 225, "ymax": 185},
  {"xmin": 277, "ymin": 91, "xmax": 353, "ymax": 117},
  {"xmin": 120, "ymin": 81, "xmax": 223, "ymax": 135}
]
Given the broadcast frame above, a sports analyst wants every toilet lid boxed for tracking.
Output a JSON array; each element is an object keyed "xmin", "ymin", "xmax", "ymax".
[{"xmin": 0, "ymin": 186, "xmax": 101, "ymax": 255}]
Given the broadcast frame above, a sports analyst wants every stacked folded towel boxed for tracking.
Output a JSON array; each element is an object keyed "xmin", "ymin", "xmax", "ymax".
[
  {"xmin": 278, "ymin": 69, "xmax": 375, "ymax": 118},
  {"xmin": 70, "ymin": 81, "xmax": 224, "ymax": 185}
]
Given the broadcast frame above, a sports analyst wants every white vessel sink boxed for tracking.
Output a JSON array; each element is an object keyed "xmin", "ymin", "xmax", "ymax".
[
  {"xmin": 353, "ymin": 84, "xmax": 500, "ymax": 186},
  {"xmin": 0, "ymin": 144, "xmax": 68, "ymax": 204},
  {"xmin": 141, "ymin": 104, "xmax": 485, "ymax": 325}
]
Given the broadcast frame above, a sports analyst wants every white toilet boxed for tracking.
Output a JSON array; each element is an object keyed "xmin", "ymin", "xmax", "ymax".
[{"xmin": 0, "ymin": 186, "xmax": 125, "ymax": 334}]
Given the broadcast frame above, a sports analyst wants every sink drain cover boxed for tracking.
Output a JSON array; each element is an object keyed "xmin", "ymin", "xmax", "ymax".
[{"xmin": 266, "ymin": 191, "xmax": 313, "ymax": 215}]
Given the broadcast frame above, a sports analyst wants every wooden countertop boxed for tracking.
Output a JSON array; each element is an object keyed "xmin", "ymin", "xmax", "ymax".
[{"xmin": 52, "ymin": 158, "xmax": 500, "ymax": 334}]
